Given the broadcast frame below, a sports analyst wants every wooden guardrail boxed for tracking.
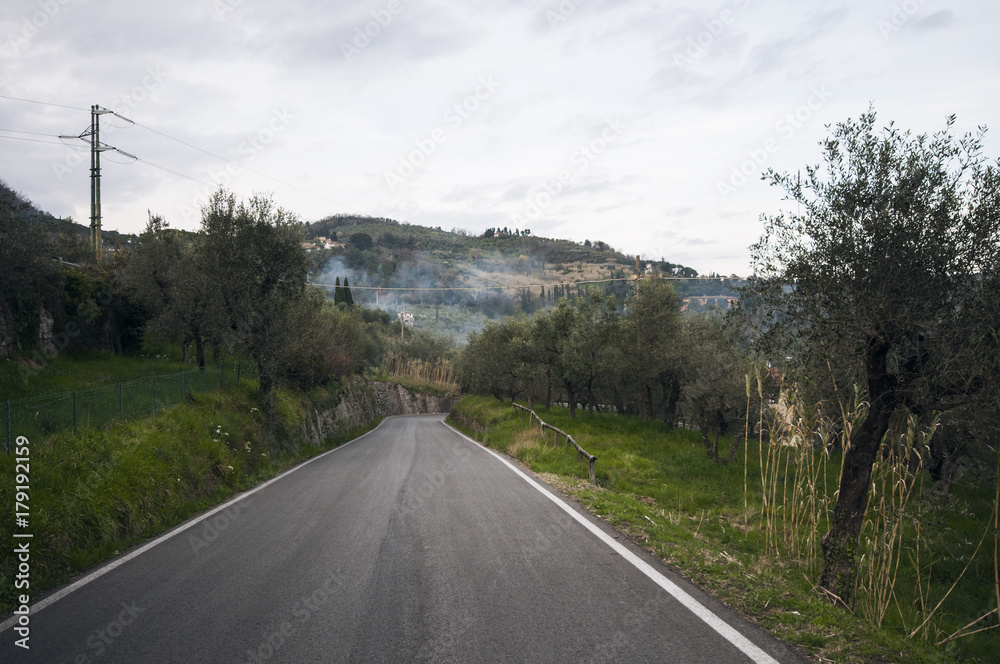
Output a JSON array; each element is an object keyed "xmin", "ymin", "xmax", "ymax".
[{"xmin": 512, "ymin": 403, "xmax": 597, "ymax": 483}]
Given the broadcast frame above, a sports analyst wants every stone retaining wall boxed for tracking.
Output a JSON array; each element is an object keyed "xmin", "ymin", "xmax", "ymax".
[{"xmin": 304, "ymin": 377, "xmax": 456, "ymax": 445}]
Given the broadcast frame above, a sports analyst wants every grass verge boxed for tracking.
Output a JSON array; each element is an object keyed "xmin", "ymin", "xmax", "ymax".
[
  {"xmin": 448, "ymin": 396, "xmax": 996, "ymax": 663},
  {"xmin": 0, "ymin": 381, "xmax": 380, "ymax": 615}
]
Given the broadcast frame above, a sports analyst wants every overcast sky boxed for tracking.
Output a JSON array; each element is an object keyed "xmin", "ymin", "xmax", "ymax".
[{"xmin": 1, "ymin": 0, "xmax": 997, "ymax": 276}]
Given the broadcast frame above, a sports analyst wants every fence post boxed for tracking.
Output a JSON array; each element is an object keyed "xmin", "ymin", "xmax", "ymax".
[
  {"xmin": 73, "ymin": 390, "xmax": 77, "ymax": 433},
  {"xmin": 120, "ymin": 382, "xmax": 124, "ymax": 423},
  {"xmin": 588, "ymin": 457, "xmax": 596, "ymax": 483},
  {"xmin": 153, "ymin": 377, "xmax": 158, "ymax": 418}
]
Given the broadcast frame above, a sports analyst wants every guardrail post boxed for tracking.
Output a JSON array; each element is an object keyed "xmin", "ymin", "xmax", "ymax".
[{"xmin": 516, "ymin": 403, "xmax": 597, "ymax": 485}]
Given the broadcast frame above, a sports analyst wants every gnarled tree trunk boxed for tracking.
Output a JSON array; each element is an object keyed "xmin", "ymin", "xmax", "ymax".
[{"xmin": 819, "ymin": 341, "xmax": 899, "ymax": 604}]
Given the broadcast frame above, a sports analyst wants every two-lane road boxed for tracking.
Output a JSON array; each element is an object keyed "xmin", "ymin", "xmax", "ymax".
[{"xmin": 3, "ymin": 415, "xmax": 806, "ymax": 663}]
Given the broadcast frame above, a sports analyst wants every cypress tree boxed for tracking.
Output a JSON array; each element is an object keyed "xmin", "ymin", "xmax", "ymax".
[
  {"xmin": 334, "ymin": 276, "xmax": 343, "ymax": 304},
  {"xmin": 343, "ymin": 276, "xmax": 354, "ymax": 305}
]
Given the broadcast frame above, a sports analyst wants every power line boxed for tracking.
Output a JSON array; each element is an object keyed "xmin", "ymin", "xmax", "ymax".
[
  {"xmin": 0, "ymin": 127, "xmax": 61, "ymax": 137},
  {"xmin": 124, "ymin": 116, "xmax": 371, "ymax": 216},
  {"xmin": 0, "ymin": 134, "xmax": 67, "ymax": 146},
  {"xmin": 133, "ymin": 157, "xmax": 213, "ymax": 186},
  {"xmin": 2, "ymin": 94, "xmax": 370, "ymax": 216},
  {"xmin": 310, "ymin": 276, "xmax": 741, "ymax": 292},
  {"xmin": 0, "ymin": 94, "xmax": 89, "ymax": 112}
]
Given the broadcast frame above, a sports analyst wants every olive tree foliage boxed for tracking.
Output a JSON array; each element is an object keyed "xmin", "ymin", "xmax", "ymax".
[
  {"xmin": 119, "ymin": 214, "xmax": 220, "ymax": 367},
  {"xmin": 198, "ymin": 190, "xmax": 310, "ymax": 397},
  {"xmin": 742, "ymin": 109, "xmax": 1000, "ymax": 604},
  {"xmin": 626, "ymin": 278, "xmax": 685, "ymax": 424},
  {"xmin": 0, "ymin": 198, "xmax": 59, "ymax": 353},
  {"xmin": 527, "ymin": 301, "xmax": 579, "ymax": 412},
  {"xmin": 680, "ymin": 312, "xmax": 754, "ymax": 463},
  {"xmin": 459, "ymin": 316, "xmax": 532, "ymax": 401},
  {"xmin": 458, "ymin": 283, "xmax": 690, "ymax": 420},
  {"xmin": 561, "ymin": 293, "xmax": 625, "ymax": 418}
]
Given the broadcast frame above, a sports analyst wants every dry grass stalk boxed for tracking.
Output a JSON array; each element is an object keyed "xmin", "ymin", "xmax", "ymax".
[
  {"xmin": 856, "ymin": 414, "xmax": 935, "ymax": 626},
  {"xmin": 381, "ymin": 353, "xmax": 460, "ymax": 393},
  {"xmin": 756, "ymin": 385, "xmax": 835, "ymax": 574},
  {"xmin": 994, "ymin": 420, "xmax": 999, "ymax": 635},
  {"xmin": 908, "ymin": 504, "xmax": 993, "ymax": 639},
  {"xmin": 506, "ymin": 428, "xmax": 542, "ymax": 457}
]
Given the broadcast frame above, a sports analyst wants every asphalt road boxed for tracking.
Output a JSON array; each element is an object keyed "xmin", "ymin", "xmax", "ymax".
[{"xmin": 2, "ymin": 415, "xmax": 806, "ymax": 663}]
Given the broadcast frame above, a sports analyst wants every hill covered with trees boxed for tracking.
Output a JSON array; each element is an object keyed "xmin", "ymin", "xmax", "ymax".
[{"xmin": 302, "ymin": 213, "xmax": 739, "ymax": 342}]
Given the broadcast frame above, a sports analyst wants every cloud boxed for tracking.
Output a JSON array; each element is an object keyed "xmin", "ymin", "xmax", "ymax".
[
  {"xmin": 0, "ymin": 0, "xmax": 997, "ymax": 278},
  {"xmin": 913, "ymin": 10, "xmax": 955, "ymax": 31}
]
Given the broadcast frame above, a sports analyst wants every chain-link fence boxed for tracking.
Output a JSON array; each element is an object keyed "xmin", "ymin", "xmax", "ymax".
[{"xmin": 3, "ymin": 361, "xmax": 256, "ymax": 452}]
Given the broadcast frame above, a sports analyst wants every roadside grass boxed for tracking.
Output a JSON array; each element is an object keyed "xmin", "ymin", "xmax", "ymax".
[
  {"xmin": 0, "ymin": 346, "xmax": 243, "ymax": 402},
  {"xmin": 0, "ymin": 381, "xmax": 380, "ymax": 615},
  {"xmin": 448, "ymin": 396, "xmax": 997, "ymax": 663}
]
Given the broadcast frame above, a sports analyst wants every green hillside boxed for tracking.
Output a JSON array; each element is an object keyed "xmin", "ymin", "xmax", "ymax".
[
  {"xmin": 0, "ymin": 180, "xmax": 741, "ymax": 346},
  {"xmin": 304, "ymin": 214, "xmax": 742, "ymax": 342}
]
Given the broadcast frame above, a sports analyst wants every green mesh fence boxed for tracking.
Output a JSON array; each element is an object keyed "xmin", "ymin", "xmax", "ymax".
[{"xmin": 3, "ymin": 362, "xmax": 256, "ymax": 452}]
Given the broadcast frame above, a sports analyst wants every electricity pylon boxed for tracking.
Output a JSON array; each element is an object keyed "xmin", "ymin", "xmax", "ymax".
[{"xmin": 60, "ymin": 105, "xmax": 136, "ymax": 261}]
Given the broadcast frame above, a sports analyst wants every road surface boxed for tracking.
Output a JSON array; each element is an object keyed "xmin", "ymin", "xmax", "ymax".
[{"xmin": 2, "ymin": 414, "xmax": 805, "ymax": 663}]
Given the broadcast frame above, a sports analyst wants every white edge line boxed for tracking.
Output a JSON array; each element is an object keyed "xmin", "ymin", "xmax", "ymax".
[
  {"xmin": 0, "ymin": 417, "xmax": 390, "ymax": 632},
  {"xmin": 441, "ymin": 420, "xmax": 781, "ymax": 664}
]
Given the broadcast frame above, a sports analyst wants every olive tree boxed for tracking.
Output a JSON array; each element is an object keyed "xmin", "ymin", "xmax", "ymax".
[
  {"xmin": 198, "ymin": 190, "xmax": 309, "ymax": 397},
  {"xmin": 119, "ymin": 214, "xmax": 220, "ymax": 366},
  {"xmin": 744, "ymin": 109, "xmax": 1000, "ymax": 603}
]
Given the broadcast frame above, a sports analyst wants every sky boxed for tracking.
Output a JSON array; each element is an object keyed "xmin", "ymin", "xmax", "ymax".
[{"xmin": 1, "ymin": 0, "xmax": 997, "ymax": 277}]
